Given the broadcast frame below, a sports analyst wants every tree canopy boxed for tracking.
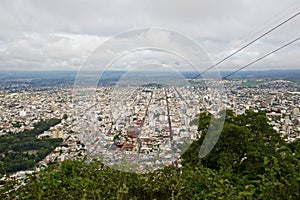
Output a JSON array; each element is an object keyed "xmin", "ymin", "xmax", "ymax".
[
  {"xmin": 0, "ymin": 118, "xmax": 62, "ymax": 174},
  {"xmin": 1, "ymin": 110, "xmax": 299, "ymax": 199}
]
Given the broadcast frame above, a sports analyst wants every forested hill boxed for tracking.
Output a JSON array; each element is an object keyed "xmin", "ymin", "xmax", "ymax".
[
  {"xmin": 2, "ymin": 110, "xmax": 299, "ymax": 199},
  {"xmin": 0, "ymin": 118, "xmax": 62, "ymax": 174}
]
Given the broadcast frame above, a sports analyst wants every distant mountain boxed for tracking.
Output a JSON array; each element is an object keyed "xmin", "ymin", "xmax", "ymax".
[
  {"xmin": 220, "ymin": 69, "xmax": 300, "ymax": 81},
  {"xmin": 1, "ymin": 69, "xmax": 300, "ymax": 85}
]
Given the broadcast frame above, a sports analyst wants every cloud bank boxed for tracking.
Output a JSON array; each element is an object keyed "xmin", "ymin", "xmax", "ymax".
[{"xmin": 0, "ymin": 0, "xmax": 299, "ymax": 71}]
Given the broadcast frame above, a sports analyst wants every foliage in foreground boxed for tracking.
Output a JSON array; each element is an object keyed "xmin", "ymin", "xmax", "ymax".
[
  {"xmin": 1, "ymin": 110, "xmax": 299, "ymax": 199},
  {"xmin": 3, "ymin": 160, "xmax": 237, "ymax": 200}
]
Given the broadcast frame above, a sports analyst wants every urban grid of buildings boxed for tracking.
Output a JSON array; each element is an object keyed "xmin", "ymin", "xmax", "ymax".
[{"xmin": 0, "ymin": 78, "xmax": 300, "ymax": 179}]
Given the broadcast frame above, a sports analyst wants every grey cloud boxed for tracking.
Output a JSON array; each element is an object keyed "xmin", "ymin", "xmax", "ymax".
[{"xmin": 0, "ymin": 0, "xmax": 299, "ymax": 71}]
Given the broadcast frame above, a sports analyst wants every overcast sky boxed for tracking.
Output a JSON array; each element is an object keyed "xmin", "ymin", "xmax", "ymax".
[{"xmin": 0, "ymin": 0, "xmax": 299, "ymax": 71}]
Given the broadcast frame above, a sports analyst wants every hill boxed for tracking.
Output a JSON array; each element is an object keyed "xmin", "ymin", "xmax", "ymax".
[{"xmin": 1, "ymin": 110, "xmax": 299, "ymax": 199}]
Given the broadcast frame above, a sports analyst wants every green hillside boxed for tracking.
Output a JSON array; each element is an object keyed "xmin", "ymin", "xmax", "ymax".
[
  {"xmin": 1, "ymin": 110, "xmax": 299, "ymax": 199},
  {"xmin": 0, "ymin": 118, "xmax": 62, "ymax": 174}
]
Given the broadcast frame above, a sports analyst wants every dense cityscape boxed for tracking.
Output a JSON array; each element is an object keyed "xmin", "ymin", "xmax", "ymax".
[
  {"xmin": 0, "ymin": 0, "xmax": 299, "ymax": 198},
  {"xmin": 0, "ymin": 72, "xmax": 299, "ymax": 185}
]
